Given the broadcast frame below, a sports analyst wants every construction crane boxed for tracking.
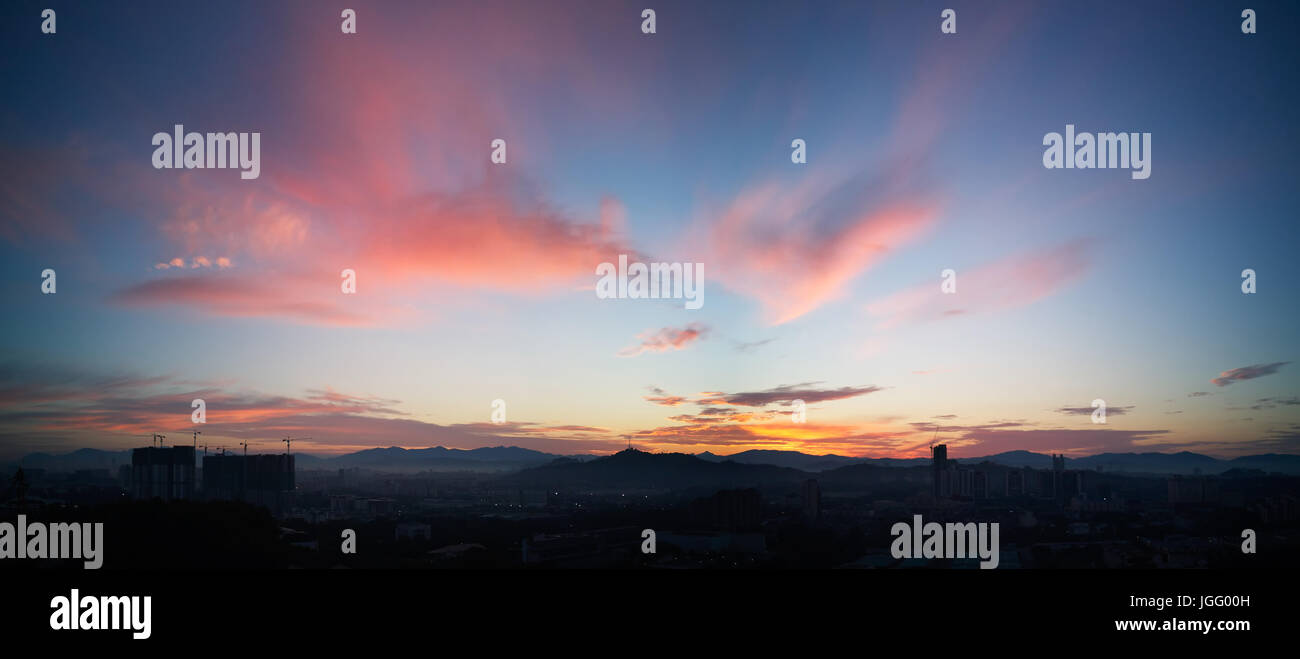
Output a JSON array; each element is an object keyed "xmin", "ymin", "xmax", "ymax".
[
  {"xmin": 239, "ymin": 441, "xmax": 250, "ymax": 456},
  {"xmin": 282, "ymin": 436, "xmax": 311, "ymax": 455},
  {"xmin": 179, "ymin": 429, "xmax": 201, "ymax": 449}
]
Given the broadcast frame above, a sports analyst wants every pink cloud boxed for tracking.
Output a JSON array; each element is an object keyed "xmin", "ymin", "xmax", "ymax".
[
  {"xmin": 619, "ymin": 323, "xmax": 710, "ymax": 357},
  {"xmin": 866, "ymin": 238, "xmax": 1093, "ymax": 329},
  {"xmin": 111, "ymin": 274, "xmax": 379, "ymax": 327},
  {"xmin": 1211, "ymin": 362, "xmax": 1289, "ymax": 387},
  {"xmin": 702, "ymin": 174, "xmax": 939, "ymax": 325},
  {"xmin": 90, "ymin": 7, "xmax": 646, "ymax": 326}
]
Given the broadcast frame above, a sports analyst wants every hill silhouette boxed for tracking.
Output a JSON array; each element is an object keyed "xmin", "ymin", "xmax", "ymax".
[{"xmin": 506, "ymin": 448, "xmax": 809, "ymax": 489}]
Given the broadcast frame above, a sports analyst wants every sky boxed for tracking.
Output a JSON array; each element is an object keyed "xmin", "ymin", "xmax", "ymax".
[{"xmin": 1, "ymin": 0, "xmax": 1297, "ymax": 460}]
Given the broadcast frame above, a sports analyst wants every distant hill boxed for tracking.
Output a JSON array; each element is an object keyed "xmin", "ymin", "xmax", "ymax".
[
  {"xmin": 697, "ymin": 449, "xmax": 863, "ymax": 471},
  {"xmin": 1226, "ymin": 453, "xmax": 1300, "ymax": 474},
  {"xmin": 696, "ymin": 449, "xmax": 930, "ymax": 471},
  {"xmin": 321, "ymin": 445, "xmax": 561, "ymax": 472},
  {"xmin": 16, "ymin": 445, "xmax": 1300, "ymax": 476},
  {"xmin": 507, "ymin": 448, "xmax": 808, "ymax": 489},
  {"xmin": 14, "ymin": 445, "xmax": 562, "ymax": 474},
  {"xmin": 1069, "ymin": 451, "xmax": 1223, "ymax": 474},
  {"xmin": 967, "ymin": 450, "xmax": 1055, "ymax": 469},
  {"xmin": 697, "ymin": 448, "xmax": 1300, "ymax": 475}
]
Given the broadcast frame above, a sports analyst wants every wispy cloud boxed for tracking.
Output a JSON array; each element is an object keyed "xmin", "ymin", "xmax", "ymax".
[
  {"xmin": 619, "ymin": 323, "xmax": 709, "ymax": 357},
  {"xmin": 866, "ymin": 238, "xmax": 1093, "ymax": 330},
  {"xmin": 643, "ymin": 387, "xmax": 687, "ymax": 407},
  {"xmin": 1211, "ymin": 362, "xmax": 1289, "ymax": 387},
  {"xmin": 111, "ymin": 274, "xmax": 379, "ymax": 327},
  {"xmin": 701, "ymin": 382, "xmax": 883, "ymax": 407},
  {"xmin": 0, "ymin": 362, "xmax": 623, "ymax": 457},
  {"xmin": 1055, "ymin": 404, "xmax": 1132, "ymax": 416},
  {"xmin": 702, "ymin": 172, "xmax": 939, "ymax": 325}
]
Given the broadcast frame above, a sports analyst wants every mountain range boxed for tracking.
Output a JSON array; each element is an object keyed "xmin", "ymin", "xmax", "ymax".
[{"xmin": 9, "ymin": 446, "xmax": 1300, "ymax": 476}]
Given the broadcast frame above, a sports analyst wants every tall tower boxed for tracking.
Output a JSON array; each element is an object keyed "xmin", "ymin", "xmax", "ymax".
[{"xmin": 932, "ymin": 444, "xmax": 948, "ymax": 498}]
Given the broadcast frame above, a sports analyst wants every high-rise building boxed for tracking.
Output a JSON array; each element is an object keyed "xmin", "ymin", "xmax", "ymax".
[
  {"xmin": 1006, "ymin": 469, "xmax": 1024, "ymax": 497},
  {"xmin": 689, "ymin": 488, "xmax": 761, "ymax": 530},
  {"xmin": 931, "ymin": 444, "xmax": 948, "ymax": 498},
  {"xmin": 1168, "ymin": 475, "xmax": 1220, "ymax": 504},
  {"xmin": 802, "ymin": 479, "xmax": 821, "ymax": 522},
  {"xmin": 131, "ymin": 446, "xmax": 196, "ymax": 500},
  {"xmin": 973, "ymin": 470, "xmax": 988, "ymax": 499},
  {"xmin": 202, "ymin": 453, "xmax": 295, "ymax": 514}
]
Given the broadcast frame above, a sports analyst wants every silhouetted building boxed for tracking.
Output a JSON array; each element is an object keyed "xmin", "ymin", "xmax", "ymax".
[
  {"xmin": 691, "ymin": 488, "xmax": 761, "ymax": 530},
  {"xmin": 973, "ymin": 470, "xmax": 988, "ymax": 499},
  {"xmin": 1006, "ymin": 469, "xmax": 1024, "ymax": 497},
  {"xmin": 932, "ymin": 444, "xmax": 948, "ymax": 497},
  {"xmin": 1167, "ymin": 475, "xmax": 1220, "ymax": 504},
  {"xmin": 802, "ymin": 479, "xmax": 821, "ymax": 522},
  {"xmin": 131, "ymin": 446, "xmax": 195, "ymax": 500},
  {"xmin": 1252, "ymin": 495, "xmax": 1297, "ymax": 522},
  {"xmin": 522, "ymin": 527, "xmax": 641, "ymax": 567},
  {"xmin": 202, "ymin": 453, "xmax": 295, "ymax": 514},
  {"xmin": 395, "ymin": 522, "xmax": 432, "ymax": 541}
]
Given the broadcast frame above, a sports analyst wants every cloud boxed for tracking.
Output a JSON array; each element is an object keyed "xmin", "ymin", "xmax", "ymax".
[
  {"xmin": 538, "ymin": 425, "xmax": 609, "ymax": 433},
  {"xmin": 701, "ymin": 172, "xmax": 939, "ymax": 325},
  {"xmin": 643, "ymin": 387, "xmax": 687, "ymax": 407},
  {"xmin": 1187, "ymin": 391, "xmax": 1213, "ymax": 398},
  {"xmin": 625, "ymin": 421, "xmax": 910, "ymax": 455},
  {"xmin": 709, "ymin": 383, "xmax": 883, "ymax": 407},
  {"xmin": 940, "ymin": 427, "xmax": 1171, "ymax": 456},
  {"xmin": 1249, "ymin": 397, "xmax": 1300, "ymax": 410},
  {"xmin": 667, "ymin": 407, "xmax": 783, "ymax": 425},
  {"xmin": 619, "ymin": 323, "xmax": 709, "ymax": 357},
  {"xmin": 866, "ymin": 238, "xmax": 1093, "ymax": 329},
  {"xmin": 114, "ymin": 172, "xmax": 632, "ymax": 326},
  {"xmin": 628, "ymin": 382, "xmax": 895, "ymax": 453},
  {"xmin": 154, "ymin": 256, "xmax": 234, "ymax": 270},
  {"xmin": 1211, "ymin": 362, "xmax": 1289, "ymax": 387},
  {"xmin": 0, "ymin": 363, "xmax": 624, "ymax": 458},
  {"xmin": 111, "ymin": 275, "xmax": 378, "ymax": 327},
  {"xmin": 27, "ymin": 4, "xmax": 633, "ymax": 328},
  {"xmin": 1055, "ymin": 405, "xmax": 1132, "ymax": 416},
  {"xmin": 732, "ymin": 338, "xmax": 776, "ymax": 353},
  {"xmin": 906, "ymin": 419, "xmax": 1171, "ymax": 456},
  {"xmin": 1256, "ymin": 425, "xmax": 1300, "ymax": 452},
  {"xmin": 684, "ymin": 4, "xmax": 1031, "ymax": 327}
]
